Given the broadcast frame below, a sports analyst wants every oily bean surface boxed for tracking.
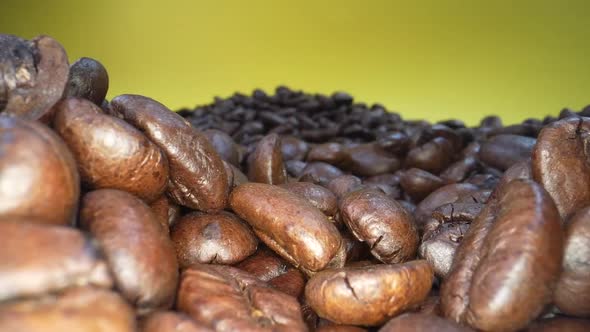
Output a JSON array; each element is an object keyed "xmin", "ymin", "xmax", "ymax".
[
  {"xmin": 248, "ymin": 133, "xmax": 287, "ymax": 184},
  {"xmin": 63, "ymin": 57, "xmax": 109, "ymax": 105}
]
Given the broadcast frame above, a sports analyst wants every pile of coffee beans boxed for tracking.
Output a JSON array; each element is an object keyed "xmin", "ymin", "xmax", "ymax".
[{"xmin": 1, "ymin": 33, "xmax": 589, "ymax": 332}]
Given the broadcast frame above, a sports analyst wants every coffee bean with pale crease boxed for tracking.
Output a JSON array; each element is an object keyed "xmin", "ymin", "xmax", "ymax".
[
  {"xmin": 400, "ymin": 168, "xmax": 445, "ymax": 202},
  {"xmin": 379, "ymin": 313, "xmax": 473, "ymax": 332},
  {"xmin": 553, "ymin": 207, "xmax": 590, "ymax": 317},
  {"xmin": 0, "ymin": 34, "xmax": 69, "ymax": 122},
  {"xmin": 141, "ymin": 311, "xmax": 213, "ymax": 332},
  {"xmin": 54, "ymin": 98, "xmax": 169, "ymax": 203},
  {"xmin": 230, "ymin": 183, "xmax": 342, "ymax": 275},
  {"xmin": 171, "ymin": 211, "xmax": 258, "ymax": 268},
  {"xmin": 532, "ymin": 117, "xmax": 590, "ymax": 219},
  {"xmin": 110, "ymin": 94, "xmax": 228, "ymax": 212},
  {"xmin": 0, "ymin": 287, "xmax": 136, "ymax": 332},
  {"xmin": 441, "ymin": 180, "xmax": 563, "ymax": 332},
  {"xmin": 0, "ymin": 115, "xmax": 79, "ymax": 225},
  {"xmin": 248, "ymin": 133, "xmax": 287, "ymax": 184},
  {"xmin": 340, "ymin": 188, "xmax": 418, "ymax": 264},
  {"xmin": 305, "ymin": 261, "xmax": 433, "ymax": 326},
  {"xmin": 80, "ymin": 189, "xmax": 179, "ymax": 314},
  {"xmin": 177, "ymin": 264, "xmax": 308, "ymax": 331},
  {"xmin": 202, "ymin": 129, "xmax": 242, "ymax": 167},
  {"xmin": 279, "ymin": 182, "xmax": 338, "ymax": 219},
  {"xmin": 0, "ymin": 219, "xmax": 112, "ymax": 302},
  {"xmin": 63, "ymin": 57, "xmax": 109, "ymax": 106},
  {"xmin": 479, "ymin": 134, "xmax": 536, "ymax": 171}
]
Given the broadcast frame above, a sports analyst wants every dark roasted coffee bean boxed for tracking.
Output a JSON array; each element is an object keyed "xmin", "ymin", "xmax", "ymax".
[
  {"xmin": 280, "ymin": 182, "xmax": 338, "ymax": 219},
  {"xmin": 248, "ymin": 133, "xmax": 287, "ymax": 185},
  {"xmin": 316, "ymin": 325, "xmax": 366, "ymax": 332},
  {"xmin": 342, "ymin": 143, "xmax": 401, "ymax": 177},
  {"xmin": 414, "ymin": 184, "xmax": 479, "ymax": 230},
  {"xmin": 376, "ymin": 131, "xmax": 410, "ymax": 155},
  {"xmin": 379, "ymin": 313, "xmax": 473, "ymax": 332},
  {"xmin": 286, "ymin": 160, "xmax": 308, "ymax": 178},
  {"xmin": 305, "ymin": 261, "xmax": 433, "ymax": 326},
  {"xmin": 405, "ymin": 137, "xmax": 454, "ymax": 174},
  {"xmin": 63, "ymin": 57, "xmax": 109, "ymax": 106},
  {"xmin": 440, "ymin": 156, "xmax": 479, "ymax": 183},
  {"xmin": 478, "ymin": 134, "xmax": 535, "ymax": 171},
  {"xmin": 400, "ymin": 168, "xmax": 445, "ymax": 202},
  {"xmin": 299, "ymin": 162, "xmax": 344, "ymax": 186},
  {"xmin": 281, "ymin": 135, "xmax": 309, "ymax": 161},
  {"xmin": 202, "ymin": 129, "xmax": 242, "ymax": 167},
  {"xmin": 141, "ymin": 311, "xmax": 212, "ymax": 332},
  {"xmin": 149, "ymin": 194, "xmax": 181, "ymax": 232},
  {"xmin": 0, "ymin": 115, "xmax": 79, "ymax": 225},
  {"xmin": 81, "ymin": 189, "xmax": 179, "ymax": 314},
  {"xmin": 327, "ymin": 175, "xmax": 363, "ymax": 199},
  {"xmin": 525, "ymin": 317, "xmax": 590, "ymax": 332},
  {"xmin": 419, "ymin": 222, "xmax": 470, "ymax": 279},
  {"xmin": 307, "ymin": 142, "xmax": 347, "ymax": 165}
]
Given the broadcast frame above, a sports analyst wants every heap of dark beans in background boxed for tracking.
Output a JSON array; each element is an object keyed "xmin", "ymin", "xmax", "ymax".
[{"xmin": 0, "ymin": 33, "xmax": 589, "ymax": 332}]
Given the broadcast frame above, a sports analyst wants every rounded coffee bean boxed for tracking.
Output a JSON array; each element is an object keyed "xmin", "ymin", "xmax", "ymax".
[
  {"xmin": 327, "ymin": 175, "xmax": 363, "ymax": 200},
  {"xmin": 405, "ymin": 137, "xmax": 454, "ymax": 174},
  {"xmin": 171, "ymin": 211, "xmax": 258, "ymax": 268},
  {"xmin": 0, "ymin": 219, "xmax": 112, "ymax": 302},
  {"xmin": 379, "ymin": 313, "xmax": 473, "ymax": 332},
  {"xmin": 230, "ymin": 183, "xmax": 342, "ymax": 275},
  {"xmin": 80, "ymin": 189, "xmax": 179, "ymax": 314},
  {"xmin": 141, "ymin": 311, "xmax": 211, "ymax": 332},
  {"xmin": 54, "ymin": 98, "xmax": 168, "ymax": 202},
  {"xmin": 0, "ymin": 287, "xmax": 135, "ymax": 332},
  {"xmin": 307, "ymin": 142, "xmax": 347, "ymax": 165},
  {"xmin": 149, "ymin": 194, "xmax": 181, "ymax": 232},
  {"xmin": 532, "ymin": 117, "xmax": 590, "ymax": 219},
  {"xmin": 340, "ymin": 188, "xmax": 418, "ymax": 264},
  {"xmin": 177, "ymin": 264, "xmax": 307, "ymax": 331},
  {"xmin": 419, "ymin": 222, "xmax": 470, "ymax": 279},
  {"xmin": 202, "ymin": 129, "xmax": 241, "ymax": 167},
  {"xmin": 479, "ymin": 134, "xmax": 535, "ymax": 171},
  {"xmin": 414, "ymin": 183, "xmax": 479, "ymax": 230},
  {"xmin": 299, "ymin": 162, "xmax": 344, "ymax": 186},
  {"xmin": 305, "ymin": 261, "xmax": 433, "ymax": 326},
  {"xmin": 248, "ymin": 133, "xmax": 287, "ymax": 185},
  {"xmin": 0, "ymin": 34, "xmax": 69, "ymax": 121},
  {"xmin": 440, "ymin": 156, "xmax": 479, "ymax": 183},
  {"xmin": 281, "ymin": 135, "xmax": 309, "ymax": 161},
  {"xmin": 400, "ymin": 168, "xmax": 445, "ymax": 202},
  {"xmin": 342, "ymin": 143, "xmax": 401, "ymax": 177},
  {"xmin": 441, "ymin": 180, "xmax": 563, "ymax": 331},
  {"xmin": 110, "ymin": 94, "xmax": 228, "ymax": 212},
  {"xmin": 0, "ymin": 115, "xmax": 79, "ymax": 225},
  {"xmin": 554, "ymin": 207, "xmax": 590, "ymax": 317},
  {"xmin": 280, "ymin": 181, "xmax": 338, "ymax": 219},
  {"xmin": 63, "ymin": 57, "xmax": 109, "ymax": 106}
]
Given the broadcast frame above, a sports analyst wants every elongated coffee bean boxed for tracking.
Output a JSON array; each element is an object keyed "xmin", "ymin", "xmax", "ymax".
[{"xmin": 248, "ymin": 133, "xmax": 287, "ymax": 184}]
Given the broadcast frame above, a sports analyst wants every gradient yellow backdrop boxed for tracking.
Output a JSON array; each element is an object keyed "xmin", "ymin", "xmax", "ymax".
[{"xmin": 2, "ymin": 0, "xmax": 589, "ymax": 125}]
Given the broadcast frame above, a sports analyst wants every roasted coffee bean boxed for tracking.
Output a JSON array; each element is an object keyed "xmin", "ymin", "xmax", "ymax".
[
  {"xmin": 281, "ymin": 135, "xmax": 309, "ymax": 161},
  {"xmin": 230, "ymin": 183, "xmax": 342, "ymax": 275},
  {"xmin": 54, "ymin": 98, "xmax": 168, "ymax": 202},
  {"xmin": 0, "ymin": 115, "xmax": 79, "ymax": 225},
  {"xmin": 379, "ymin": 313, "xmax": 473, "ymax": 332},
  {"xmin": 553, "ymin": 207, "xmax": 590, "ymax": 317},
  {"xmin": 279, "ymin": 181, "xmax": 338, "ymax": 219},
  {"xmin": 341, "ymin": 143, "xmax": 401, "ymax": 177},
  {"xmin": 286, "ymin": 159, "xmax": 308, "ymax": 177},
  {"xmin": 400, "ymin": 168, "xmax": 445, "ymax": 202},
  {"xmin": 0, "ymin": 34, "xmax": 69, "ymax": 121},
  {"xmin": 141, "ymin": 311, "xmax": 212, "ymax": 332},
  {"xmin": 525, "ymin": 317, "xmax": 590, "ymax": 332},
  {"xmin": 431, "ymin": 202, "xmax": 483, "ymax": 224},
  {"xmin": 327, "ymin": 175, "xmax": 363, "ymax": 199},
  {"xmin": 80, "ymin": 189, "xmax": 179, "ymax": 314},
  {"xmin": 405, "ymin": 137, "xmax": 454, "ymax": 174},
  {"xmin": 376, "ymin": 131, "xmax": 410, "ymax": 156},
  {"xmin": 63, "ymin": 57, "xmax": 109, "ymax": 106},
  {"xmin": 0, "ymin": 219, "xmax": 112, "ymax": 302},
  {"xmin": 299, "ymin": 161, "xmax": 345, "ymax": 186},
  {"xmin": 177, "ymin": 264, "xmax": 307, "ymax": 331},
  {"xmin": 478, "ymin": 134, "xmax": 535, "ymax": 171},
  {"xmin": 149, "ymin": 195, "xmax": 181, "ymax": 232},
  {"xmin": 316, "ymin": 325, "xmax": 367, "ymax": 332},
  {"xmin": 248, "ymin": 133, "xmax": 287, "ymax": 185},
  {"xmin": 414, "ymin": 183, "xmax": 479, "ymax": 230},
  {"xmin": 0, "ymin": 287, "xmax": 136, "ymax": 332},
  {"xmin": 532, "ymin": 117, "xmax": 590, "ymax": 219},
  {"xmin": 419, "ymin": 222, "xmax": 470, "ymax": 279},
  {"xmin": 364, "ymin": 172, "xmax": 401, "ymax": 186},
  {"xmin": 307, "ymin": 142, "xmax": 347, "ymax": 165},
  {"xmin": 340, "ymin": 188, "xmax": 418, "ymax": 263},
  {"xmin": 441, "ymin": 180, "xmax": 563, "ymax": 331},
  {"xmin": 305, "ymin": 261, "xmax": 433, "ymax": 326},
  {"xmin": 171, "ymin": 211, "xmax": 258, "ymax": 268},
  {"xmin": 110, "ymin": 94, "xmax": 228, "ymax": 212},
  {"xmin": 414, "ymin": 294, "xmax": 440, "ymax": 316},
  {"xmin": 202, "ymin": 129, "xmax": 242, "ymax": 167},
  {"xmin": 440, "ymin": 156, "xmax": 479, "ymax": 183}
]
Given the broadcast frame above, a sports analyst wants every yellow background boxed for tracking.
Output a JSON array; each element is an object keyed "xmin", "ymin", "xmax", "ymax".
[{"xmin": 2, "ymin": 0, "xmax": 589, "ymax": 125}]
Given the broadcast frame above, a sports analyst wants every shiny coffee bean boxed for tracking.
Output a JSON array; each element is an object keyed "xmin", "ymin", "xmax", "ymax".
[
  {"xmin": 414, "ymin": 183, "xmax": 479, "ymax": 230},
  {"xmin": 110, "ymin": 94, "xmax": 228, "ymax": 212},
  {"xmin": 279, "ymin": 181, "xmax": 338, "ymax": 219},
  {"xmin": 0, "ymin": 287, "xmax": 136, "ymax": 332},
  {"xmin": 479, "ymin": 134, "xmax": 536, "ymax": 171},
  {"xmin": 307, "ymin": 142, "xmax": 347, "ymax": 165},
  {"xmin": 0, "ymin": 115, "xmax": 79, "ymax": 225},
  {"xmin": 281, "ymin": 135, "xmax": 309, "ymax": 161},
  {"xmin": 553, "ymin": 207, "xmax": 590, "ymax": 317},
  {"xmin": 0, "ymin": 34, "xmax": 69, "ymax": 121},
  {"xmin": 440, "ymin": 156, "xmax": 479, "ymax": 183},
  {"xmin": 149, "ymin": 194, "xmax": 181, "ymax": 232},
  {"xmin": 441, "ymin": 180, "xmax": 563, "ymax": 331},
  {"xmin": 202, "ymin": 129, "xmax": 242, "ymax": 167},
  {"xmin": 63, "ymin": 57, "xmax": 109, "ymax": 106},
  {"xmin": 405, "ymin": 137, "xmax": 454, "ymax": 174},
  {"xmin": 141, "ymin": 311, "xmax": 212, "ymax": 332},
  {"xmin": 230, "ymin": 183, "xmax": 343, "ymax": 275},
  {"xmin": 171, "ymin": 211, "xmax": 258, "ymax": 268},
  {"xmin": 327, "ymin": 175, "xmax": 363, "ymax": 200},
  {"xmin": 299, "ymin": 161, "xmax": 344, "ymax": 186},
  {"xmin": 342, "ymin": 143, "xmax": 401, "ymax": 177},
  {"xmin": 305, "ymin": 261, "xmax": 433, "ymax": 326},
  {"xmin": 54, "ymin": 98, "xmax": 168, "ymax": 202},
  {"xmin": 177, "ymin": 264, "xmax": 307, "ymax": 331},
  {"xmin": 0, "ymin": 219, "xmax": 112, "ymax": 302},
  {"xmin": 80, "ymin": 189, "xmax": 179, "ymax": 314},
  {"xmin": 400, "ymin": 168, "xmax": 445, "ymax": 202},
  {"xmin": 340, "ymin": 188, "xmax": 418, "ymax": 264},
  {"xmin": 248, "ymin": 133, "xmax": 287, "ymax": 185},
  {"xmin": 525, "ymin": 317, "xmax": 590, "ymax": 332},
  {"xmin": 419, "ymin": 222, "xmax": 470, "ymax": 279},
  {"xmin": 532, "ymin": 117, "xmax": 590, "ymax": 219},
  {"xmin": 379, "ymin": 313, "xmax": 473, "ymax": 332}
]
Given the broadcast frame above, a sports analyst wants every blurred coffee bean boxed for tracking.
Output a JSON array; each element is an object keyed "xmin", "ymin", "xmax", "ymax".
[
  {"xmin": 80, "ymin": 189, "xmax": 179, "ymax": 314},
  {"xmin": 110, "ymin": 94, "xmax": 228, "ymax": 212},
  {"xmin": 281, "ymin": 135, "xmax": 309, "ymax": 161},
  {"xmin": 440, "ymin": 156, "xmax": 479, "ymax": 183},
  {"xmin": 171, "ymin": 211, "xmax": 258, "ymax": 268},
  {"xmin": 327, "ymin": 175, "xmax": 363, "ymax": 200},
  {"xmin": 286, "ymin": 160, "xmax": 308, "ymax": 177},
  {"xmin": 316, "ymin": 325, "xmax": 367, "ymax": 332},
  {"xmin": 341, "ymin": 143, "xmax": 401, "ymax": 177},
  {"xmin": 54, "ymin": 98, "xmax": 168, "ymax": 202},
  {"xmin": 0, "ymin": 115, "xmax": 79, "ymax": 225},
  {"xmin": 307, "ymin": 142, "xmax": 347, "ymax": 165},
  {"xmin": 63, "ymin": 57, "xmax": 109, "ymax": 106},
  {"xmin": 149, "ymin": 195, "xmax": 181, "ymax": 232},
  {"xmin": 202, "ymin": 129, "xmax": 242, "ymax": 167},
  {"xmin": 248, "ymin": 133, "xmax": 287, "ymax": 185},
  {"xmin": 478, "ymin": 134, "xmax": 535, "ymax": 171},
  {"xmin": 305, "ymin": 261, "xmax": 433, "ymax": 326},
  {"xmin": 405, "ymin": 137, "xmax": 454, "ymax": 174},
  {"xmin": 280, "ymin": 181, "xmax": 338, "ymax": 219},
  {"xmin": 400, "ymin": 168, "xmax": 445, "ymax": 202},
  {"xmin": 299, "ymin": 161, "xmax": 345, "ymax": 186},
  {"xmin": 230, "ymin": 183, "xmax": 342, "ymax": 275},
  {"xmin": 379, "ymin": 313, "xmax": 473, "ymax": 332},
  {"xmin": 525, "ymin": 317, "xmax": 590, "ymax": 332},
  {"xmin": 376, "ymin": 131, "xmax": 410, "ymax": 156},
  {"xmin": 0, "ymin": 34, "xmax": 69, "ymax": 121},
  {"xmin": 141, "ymin": 311, "xmax": 212, "ymax": 332},
  {"xmin": 177, "ymin": 264, "xmax": 307, "ymax": 331}
]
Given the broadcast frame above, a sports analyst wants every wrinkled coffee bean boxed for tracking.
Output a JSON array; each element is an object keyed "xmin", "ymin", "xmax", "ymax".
[
  {"xmin": 248, "ymin": 133, "xmax": 287, "ymax": 184},
  {"xmin": 419, "ymin": 222, "xmax": 470, "ymax": 279},
  {"xmin": 414, "ymin": 183, "xmax": 479, "ymax": 230},
  {"xmin": 54, "ymin": 98, "xmax": 169, "ymax": 202},
  {"xmin": 80, "ymin": 189, "xmax": 179, "ymax": 314},
  {"xmin": 141, "ymin": 311, "xmax": 212, "ymax": 332},
  {"xmin": 478, "ymin": 134, "xmax": 536, "ymax": 171},
  {"xmin": 0, "ymin": 115, "xmax": 79, "ymax": 225},
  {"xmin": 177, "ymin": 264, "xmax": 307, "ymax": 331},
  {"xmin": 230, "ymin": 183, "xmax": 342, "ymax": 275},
  {"xmin": 171, "ymin": 211, "xmax": 258, "ymax": 268},
  {"xmin": 379, "ymin": 313, "xmax": 473, "ymax": 332},
  {"xmin": 63, "ymin": 57, "xmax": 109, "ymax": 106},
  {"xmin": 305, "ymin": 261, "xmax": 433, "ymax": 326},
  {"xmin": 110, "ymin": 94, "xmax": 228, "ymax": 212},
  {"xmin": 340, "ymin": 188, "xmax": 418, "ymax": 264}
]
